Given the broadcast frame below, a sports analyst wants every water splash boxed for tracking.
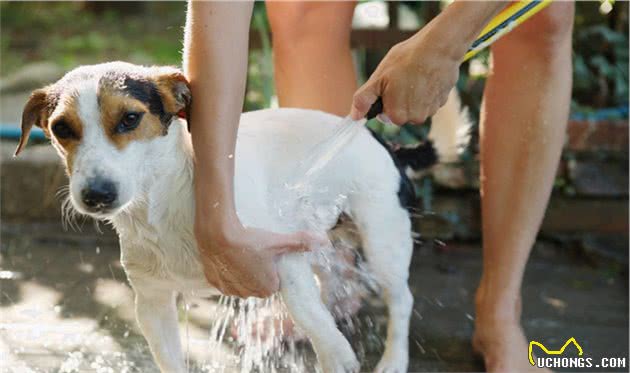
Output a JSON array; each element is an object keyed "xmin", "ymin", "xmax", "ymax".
[
  {"xmin": 203, "ymin": 119, "xmax": 396, "ymax": 372},
  {"xmin": 204, "ymin": 177, "xmax": 381, "ymax": 371},
  {"xmin": 205, "ymin": 270, "xmax": 381, "ymax": 373},
  {"xmin": 285, "ymin": 117, "xmax": 366, "ymax": 190}
]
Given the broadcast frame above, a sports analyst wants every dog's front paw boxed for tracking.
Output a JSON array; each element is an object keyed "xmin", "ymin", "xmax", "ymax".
[
  {"xmin": 374, "ymin": 363, "xmax": 407, "ymax": 373},
  {"xmin": 320, "ymin": 355, "xmax": 360, "ymax": 373},
  {"xmin": 315, "ymin": 335, "xmax": 360, "ymax": 373},
  {"xmin": 374, "ymin": 352, "xmax": 408, "ymax": 373}
]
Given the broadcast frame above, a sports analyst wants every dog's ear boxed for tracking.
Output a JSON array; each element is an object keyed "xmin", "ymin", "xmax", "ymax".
[
  {"xmin": 15, "ymin": 89, "xmax": 49, "ymax": 156},
  {"xmin": 154, "ymin": 70, "xmax": 192, "ymax": 121}
]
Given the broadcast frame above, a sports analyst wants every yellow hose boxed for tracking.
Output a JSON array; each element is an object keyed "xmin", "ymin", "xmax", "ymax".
[{"xmin": 463, "ymin": 0, "xmax": 553, "ymax": 62}]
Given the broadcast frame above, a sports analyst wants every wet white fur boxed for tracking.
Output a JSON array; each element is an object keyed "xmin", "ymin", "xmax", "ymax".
[{"xmin": 61, "ymin": 83, "xmax": 467, "ymax": 373}]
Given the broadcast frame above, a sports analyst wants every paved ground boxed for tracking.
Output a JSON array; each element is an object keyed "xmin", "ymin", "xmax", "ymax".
[{"xmin": 1, "ymin": 222, "xmax": 628, "ymax": 373}]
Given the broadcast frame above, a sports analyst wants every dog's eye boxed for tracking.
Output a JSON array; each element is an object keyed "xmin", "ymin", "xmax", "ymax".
[
  {"xmin": 51, "ymin": 120, "xmax": 76, "ymax": 139},
  {"xmin": 116, "ymin": 112, "xmax": 143, "ymax": 133}
]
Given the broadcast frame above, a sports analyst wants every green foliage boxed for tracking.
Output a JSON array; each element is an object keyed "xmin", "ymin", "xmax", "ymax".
[
  {"xmin": 0, "ymin": 2, "xmax": 186, "ymax": 76},
  {"xmin": 573, "ymin": 24, "xmax": 629, "ymax": 108},
  {"xmin": 245, "ymin": 4, "xmax": 275, "ymax": 111}
]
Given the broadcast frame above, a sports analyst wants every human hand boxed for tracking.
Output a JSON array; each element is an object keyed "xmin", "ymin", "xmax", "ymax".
[
  {"xmin": 350, "ymin": 0, "xmax": 507, "ymax": 125},
  {"xmin": 195, "ymin": 214, "xmax": 325, "ymax": 298},
  {"xmin": 350, "ymin": 30, "xmax": 462, "ymax": 125}
]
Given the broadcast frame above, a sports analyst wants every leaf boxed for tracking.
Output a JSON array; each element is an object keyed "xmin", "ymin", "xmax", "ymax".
[{"xmin": 590, "ymin": 55, "xmax": 614, "ymax": 77}]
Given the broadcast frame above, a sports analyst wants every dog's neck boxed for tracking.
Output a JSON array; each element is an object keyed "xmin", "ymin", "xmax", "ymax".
[{"xmin": 112, "ymin": 120, "xmax": 195, "ymax": 239}]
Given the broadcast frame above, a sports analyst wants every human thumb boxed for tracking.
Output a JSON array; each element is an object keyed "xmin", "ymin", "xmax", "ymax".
[
  {"xmin": 270, "ymin": 231, "xmax": 328, "ymax": 255},
  {"xmin": 350, "ymin": 80, "xmax": 380, "ymax": 121}
]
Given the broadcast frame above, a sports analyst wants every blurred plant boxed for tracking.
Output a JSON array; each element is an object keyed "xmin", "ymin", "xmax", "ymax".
[
  {"xmin": 244, "ymin": 3, "xmax": 275, "ymax": 111},
  {"xmin": 0, "ymin": 2, "xmax": 186, "ymax": 76},
  {"xmin": 573, "ymin": 25, "xmax": 628, "ymax": 109}
]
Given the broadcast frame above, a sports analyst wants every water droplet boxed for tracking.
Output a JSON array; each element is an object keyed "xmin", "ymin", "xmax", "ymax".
[{"xmin": 414, "ymin": 339, "xmax": 426, "ymax": 354}]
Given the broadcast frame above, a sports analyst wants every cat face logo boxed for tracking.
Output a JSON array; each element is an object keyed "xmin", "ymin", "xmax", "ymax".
[{"xmin": 528, "ymin": 337, "xmax": 584, "ymax": 366}]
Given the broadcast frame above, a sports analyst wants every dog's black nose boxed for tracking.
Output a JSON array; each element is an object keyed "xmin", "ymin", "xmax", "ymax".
[{"xmin": 81, "ymin": 179, "xmax": 117, "ymax": 209}]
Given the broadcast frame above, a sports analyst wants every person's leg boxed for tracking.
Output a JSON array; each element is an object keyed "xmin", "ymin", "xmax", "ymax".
[
  {"xmin": 474, "ymin": 3, "xmax": 575, "ymax": 371},
  {"xmin": 267, "ymin": 1, "xmax": 357, "ymax": 115}
]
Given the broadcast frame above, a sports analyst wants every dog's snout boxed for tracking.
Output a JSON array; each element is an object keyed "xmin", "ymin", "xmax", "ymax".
[{"xmin": 81, "ymin": 179, "xmax": 117, "ymax": 209}]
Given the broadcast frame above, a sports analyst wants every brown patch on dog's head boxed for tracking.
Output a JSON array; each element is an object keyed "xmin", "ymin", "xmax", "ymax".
[
  {"xmin": 95, "ymin": 67, "xmax": 191, "ymax": 149},
  {"xmin": 97, "ymin": 86, "xmax": 165, "ymax": 150},
  {"xmin": 47, "ymin": 95, "xmax": 84, "ymax": 172},
  {"xmin": 153, "ymin": 69, "xmax": 192, "ymax": 121},
  {"xmin": 15, "ymin": 89, "xmax": 50, "ymax": 156},
  {"xmin": 16, "ymin": 85, "xmax": 84, "ymax": 173}
]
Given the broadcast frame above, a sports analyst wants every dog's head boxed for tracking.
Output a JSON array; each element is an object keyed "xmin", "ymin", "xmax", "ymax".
[{"xmin": 16, "ymin": 62, "xmax": 191, "ymax": 219}]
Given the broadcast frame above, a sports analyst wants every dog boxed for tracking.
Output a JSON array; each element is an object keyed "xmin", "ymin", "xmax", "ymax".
[{"xmin": 16, "ymin": 62, "xmax": 469, "ymax": 373}]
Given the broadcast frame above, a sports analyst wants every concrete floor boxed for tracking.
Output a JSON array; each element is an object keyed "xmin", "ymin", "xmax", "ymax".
[{"xmin": 1, "ymin": 222, "xmax": 628, "ymax": 372}]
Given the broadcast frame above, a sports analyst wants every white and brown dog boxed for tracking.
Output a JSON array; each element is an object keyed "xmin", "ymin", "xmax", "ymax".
[{"xmin": 16, "ymin": 62, "xmax": 469, "ymax": 373}]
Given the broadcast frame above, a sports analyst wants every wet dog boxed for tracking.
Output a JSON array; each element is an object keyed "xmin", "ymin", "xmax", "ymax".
[{"xmin": 16, "ymin": 62, "xmax": 469, "ymax": 373}]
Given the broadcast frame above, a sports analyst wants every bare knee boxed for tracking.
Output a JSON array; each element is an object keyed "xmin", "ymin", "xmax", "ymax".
[
  {"xmin": 267, "ymin": 1, "xmax": 355, "ymax": 49},
  {"xmin": 495, "ymin": 2, "xmax": 575, "ymax": 54}
]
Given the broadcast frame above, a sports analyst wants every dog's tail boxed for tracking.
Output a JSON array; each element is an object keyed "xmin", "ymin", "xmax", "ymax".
[{"xmin": 393, "ymin": 89, "xmax": 472, "ymax": 171}]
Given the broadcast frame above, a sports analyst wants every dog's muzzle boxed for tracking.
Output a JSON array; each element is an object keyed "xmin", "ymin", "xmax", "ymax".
[{"xmin": 81, "ymin": 178, "xmax": 118, "ymax": 211}]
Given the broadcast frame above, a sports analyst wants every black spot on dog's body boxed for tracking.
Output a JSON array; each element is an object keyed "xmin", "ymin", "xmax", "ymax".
[
  {"xmin": 366, "ymin": 129, "xmax": 417, "ymax": 209},
  {"xmin": 367, "ymin": 129, "xmax": 439, "ymax": 209},
  {"xmin": 394, "ymin": 142, "xmax": 438, "ymax": 170}
]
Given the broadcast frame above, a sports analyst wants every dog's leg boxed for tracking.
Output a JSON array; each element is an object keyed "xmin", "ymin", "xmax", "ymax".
[
  {"xmin": 277, "ymin": 254, "xmax": 360, "ymax": 373},
  {"xmin": 133, "ymin": 285, "xmax": 186, "ymax": 373},
  {"xmin": 350, "ymin": 197, "xmax": 414, "ymax": 373}
]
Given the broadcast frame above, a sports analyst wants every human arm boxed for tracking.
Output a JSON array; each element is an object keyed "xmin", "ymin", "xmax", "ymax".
[
  {"xmin": 184, "ymin": 1, "xmax": 318, "ymax": 298},
  {"xmin": 350, "ymin": 1, "xmax": 506, "ymax": 125}
]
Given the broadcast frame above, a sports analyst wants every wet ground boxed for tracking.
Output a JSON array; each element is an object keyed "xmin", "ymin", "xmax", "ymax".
[{"xmin": 1, "ymin": 222, "xmax": 628, "ymax": 372}]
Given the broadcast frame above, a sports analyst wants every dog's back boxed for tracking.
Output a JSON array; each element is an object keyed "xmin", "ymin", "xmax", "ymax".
[{"xmin": 234, "ymin": 108, "xmax": 401, "ymax": 234}]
